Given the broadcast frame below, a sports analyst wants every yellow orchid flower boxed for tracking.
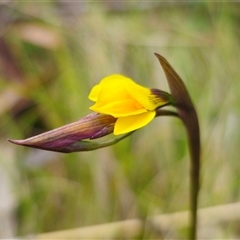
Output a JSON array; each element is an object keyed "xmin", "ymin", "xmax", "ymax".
[{"xmin": 89, "ymin": 74, "xmax": 172, "ymax": 135}]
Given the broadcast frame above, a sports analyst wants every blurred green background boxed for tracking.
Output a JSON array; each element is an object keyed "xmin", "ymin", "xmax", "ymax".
[{"xmin": 0, "ymin": 1, "xmax": 240, "ymax": 239}]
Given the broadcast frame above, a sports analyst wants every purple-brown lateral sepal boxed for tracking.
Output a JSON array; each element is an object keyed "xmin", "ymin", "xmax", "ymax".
[{"xmin": 8, "ymin": 113, "xmax": 116, "ymax": 153}]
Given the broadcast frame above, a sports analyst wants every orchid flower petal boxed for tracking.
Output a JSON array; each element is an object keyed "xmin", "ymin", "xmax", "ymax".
[
  {"xmin": 90, "ymin": 98, "xmax": 147, "ymax": 117},
  {"xmin": 114, "ymin": 111, "xmax": 156, "ymax": 135},
  {"xmin": 88, "ymin": 74, "xmax": 172, "ymax": 134}
]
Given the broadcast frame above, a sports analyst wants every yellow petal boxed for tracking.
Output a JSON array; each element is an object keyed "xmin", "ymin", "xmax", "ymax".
[
  {"xmin": 99, "ymin": 74, "xmax": 132, "ymax": 87},
  {"xmin": 90, "ymin": 98, "xmax": 147, "ymax": 117},
  {"xmin": 114, "ymin": 111, "xmax": 156, "ymax": 135},
  {"xmin": 89, "ymin": 75, "xmax": 148, "ymax": 117},
  {"xmin": 128, "ymin": 87, "xmax": 170, "ymax": 111},
  {"xmin": 88, "ymin": 84, "xmax": 101, "ymax": 101},
  {"xmin": 89, "ymin": 74, "xmax": 171, "ymax": 118},
  {"xmin": 88, "ymin": 74, "xmax": 131, "ymax": 102},
  {"xmin": 96, "ymin": 75, "xmax": 169, "ymax": 111}
]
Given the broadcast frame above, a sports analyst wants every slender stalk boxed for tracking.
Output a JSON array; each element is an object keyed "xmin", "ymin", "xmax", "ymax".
[
  {"xmin": 154, "ymin": 53, "xmax": 200, "ymax": 239},
  {"xmin": 155, "ymin": 109, "xmax": 179, "ymax": 118}
]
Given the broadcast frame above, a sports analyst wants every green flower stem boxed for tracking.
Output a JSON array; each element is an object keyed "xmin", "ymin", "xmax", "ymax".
[{"xmin": 69, "ymin": 131, "xmax": 134, "ymax": 152}]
